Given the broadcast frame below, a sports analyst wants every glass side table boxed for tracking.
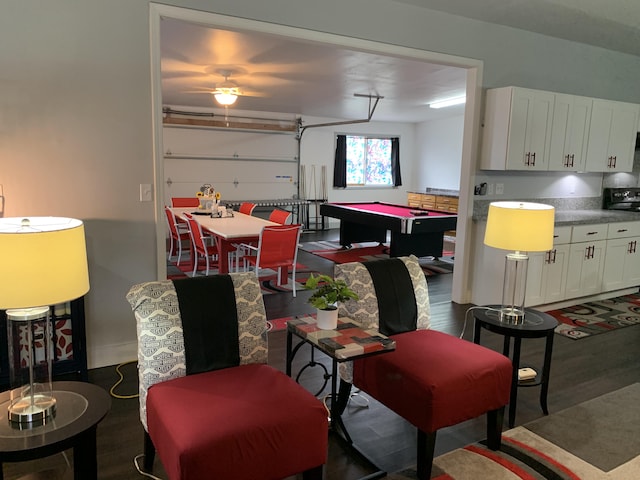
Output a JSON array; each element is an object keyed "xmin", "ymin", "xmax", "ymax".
[
  {"xmin": 0, "ymin": 381, "xmax": 111, "ymax": 480},
  {"xmin": 473, "ymin": 306, "xmax": 558, "ymax": 428}
]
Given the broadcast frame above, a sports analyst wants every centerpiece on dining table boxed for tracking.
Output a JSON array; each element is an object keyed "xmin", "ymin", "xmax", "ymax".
[
  {"xmin": 304, "ymin": 274, "xmax": 359, "ymax": 329},
  {"xmin": 196, "ymin": 184, "xmax": 225, "ymax": 216}
]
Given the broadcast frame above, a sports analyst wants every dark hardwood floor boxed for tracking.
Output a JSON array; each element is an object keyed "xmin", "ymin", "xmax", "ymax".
[{"xmin": 5, "ymin": 228, "xmax": 640, "ymax": 479}]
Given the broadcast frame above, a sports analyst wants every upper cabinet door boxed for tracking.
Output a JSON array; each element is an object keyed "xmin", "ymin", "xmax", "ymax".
[
  {"xmin": 480, "ymin": 87, "xmax": 554, "ymax": 170},
  {"xmin": 585, "ymin": 99, "xmax": 639, "ymax": 172},
  {"xmin": 548, "ymin": 94, "xmax": 592, "ymax": 171}
]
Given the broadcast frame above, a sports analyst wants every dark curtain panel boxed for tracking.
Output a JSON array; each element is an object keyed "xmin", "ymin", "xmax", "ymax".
[
  {"xmin": 391, "ymin": 137, "xmax": 402, "ymax": 186},
  {"xmin": 333, "ymin": 134, "xmax": 347, "ymax": 188}
]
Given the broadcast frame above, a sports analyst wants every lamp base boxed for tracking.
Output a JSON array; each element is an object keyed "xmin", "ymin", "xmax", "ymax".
[
  {"xmin": 498, "ymin": 306, "xmax": 525, "ymax": 325},
  {"xmin": 8, "ymin": 393, "xmax": 56, "ymax": 427}
]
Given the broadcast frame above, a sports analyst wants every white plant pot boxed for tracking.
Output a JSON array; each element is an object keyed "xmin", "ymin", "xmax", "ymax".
[{"xmin": 316, "ymin": 307, "xmax": 339, "ymax": 330}]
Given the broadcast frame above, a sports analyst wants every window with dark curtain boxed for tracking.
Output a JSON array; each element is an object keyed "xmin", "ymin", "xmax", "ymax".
[{"xmin": 333, "ymin": 134, "xmax": 347, "ymax": 188}]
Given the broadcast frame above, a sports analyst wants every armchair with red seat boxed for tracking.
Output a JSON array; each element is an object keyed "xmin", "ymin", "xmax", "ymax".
[
  {"xmin": 126, "ymin": 272, "xmax": 328, "ymax": 480},
  {"xmin": 334, "ymin": 255, "xmax": 513, "ymax": 479}
]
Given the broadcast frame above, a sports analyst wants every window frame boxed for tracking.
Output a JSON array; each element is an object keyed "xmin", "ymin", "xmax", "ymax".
[{"xmin": 341, "ymin": 134, "xmax": 398, "ymax": 188}]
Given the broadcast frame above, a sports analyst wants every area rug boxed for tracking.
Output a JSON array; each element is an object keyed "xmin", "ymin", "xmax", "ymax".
[
  {"xmin": 388, "ymin": 383, "xmax": 640, "ymax": 479},
  {"xmin": 167, "ymin": 258, "xmax": 318, "ymax": 295},
  {"xmin": 305, "ymin": 244, "xmax": 454, "ymax": 276},
  {"xmin": 299, "ymin": 240, "xmax": 374, "ymax": 252},
  {"xmin": 547, "ymin": 293, "xmax": 640, "ymax": 339}
]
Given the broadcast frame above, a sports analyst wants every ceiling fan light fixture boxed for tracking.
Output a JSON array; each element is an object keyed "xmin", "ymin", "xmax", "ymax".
[
  {"xmin": 213, "ymin": 92, "xmax": 238, "ymax": 106},
  {"xmin": 429, "ymin": 95, "xmax": 466, "ymax": 109}
]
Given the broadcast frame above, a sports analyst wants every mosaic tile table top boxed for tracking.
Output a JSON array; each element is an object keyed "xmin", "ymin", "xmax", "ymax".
[{"xmin": 287, "ymin": 316, "xmax": 396, "ymax": 360}]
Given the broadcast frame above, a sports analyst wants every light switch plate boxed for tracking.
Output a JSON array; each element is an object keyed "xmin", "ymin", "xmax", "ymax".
[{"xmin": 140, "ymin": 184, "xmax": 153, "ymax": 202}]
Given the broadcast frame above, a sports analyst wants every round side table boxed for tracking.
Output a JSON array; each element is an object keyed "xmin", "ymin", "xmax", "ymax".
[
  {"xmin": 473, "ymin": 306, "xmax": 558, "ymax": 428},
  {"xmin": 0, "ymin": 381, "xmax": 111, "ymax": 480}
]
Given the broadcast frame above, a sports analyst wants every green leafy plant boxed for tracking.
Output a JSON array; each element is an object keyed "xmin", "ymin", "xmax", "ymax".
[{"xmin": 304, "ymin": 274, "xmax": 359, "ymax": 310}]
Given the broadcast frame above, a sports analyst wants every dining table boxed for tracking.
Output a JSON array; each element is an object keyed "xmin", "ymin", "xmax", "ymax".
[{"xmin": 172, "ymin": 207, "xmax": 279, "ymax": 275}]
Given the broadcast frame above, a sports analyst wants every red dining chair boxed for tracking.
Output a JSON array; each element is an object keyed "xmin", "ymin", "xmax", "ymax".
[
  {"xmin": 184, "ymin": 213, "xmax": 219, "ymax": 276},
  {"xmin": 228, "ymin": 202, "xmax": 259, "ymax": 271},
  {"xmin": 240, "ymin": 224, "xmax": 302, "ymax": 296},
  {"xmin": 239, "ymin": 202, "xmax": 257, "ymax": 215},
  {"xmin": 164, "ymin": 206, "xmax": 190, "ymax": 266},
  {"xmin": 171, "ymin": 197, "xmax": 200, "ymax": 208},
  {"xmin": 268, "ymin": 208, "xmax": 292, "ymax": 225}
]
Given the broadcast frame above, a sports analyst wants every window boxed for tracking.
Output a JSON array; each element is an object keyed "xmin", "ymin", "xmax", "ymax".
[
  {"xmin": 345, "ymin": 135, "xmax": 393, "ymax": 186},
  {"xmin": 333, "ymin": 134, "xmax": 401, "ymax": 188}
]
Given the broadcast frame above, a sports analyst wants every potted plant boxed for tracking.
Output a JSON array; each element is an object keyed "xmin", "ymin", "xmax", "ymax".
[{"xmin": 304, "ymin": 274, "xmax": 359, "ymax": 329}]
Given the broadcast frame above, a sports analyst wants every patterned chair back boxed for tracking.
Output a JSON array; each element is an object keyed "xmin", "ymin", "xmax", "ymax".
[
  {"xmin": 334, "ymin": 255, "xmax": 431, "ymax": 382},
  {"xmin": 126, "ymin": 272, "xmax": 268, "ymax": 430}
]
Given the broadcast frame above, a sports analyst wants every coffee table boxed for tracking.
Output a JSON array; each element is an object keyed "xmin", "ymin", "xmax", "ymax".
[
  {"xmin": 473, "ymin": 306, "xmax": 558, "ymax": 428},
  {"xmin": 286, "ymin": 316, "xmax": 395, "ymax": 439},
  {"xmin": 0, "ymin": 381, "xmax": 111, "ymax": 480}
]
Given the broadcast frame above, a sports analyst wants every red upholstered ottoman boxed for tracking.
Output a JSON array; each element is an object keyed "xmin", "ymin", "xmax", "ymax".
[
  {"xmin": 353, "ymin": 330, "xmax": 513, "ymax": 434},
  {"xmin": 147, "ymin": 364, "xmax": 329, "ymax": 480}
]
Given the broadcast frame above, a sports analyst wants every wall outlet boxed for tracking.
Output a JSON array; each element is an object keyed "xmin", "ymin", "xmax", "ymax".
[
  {"xmin": 139, "ymin": 184, "xmax": 153, "ymax": 202},
  {"xmin": 495, "ymin": 183, "xmax": 504, "ymax": 195},
  {"xmin": 487, "ymin": 183, "xmax": 494, "ymax": 195}
]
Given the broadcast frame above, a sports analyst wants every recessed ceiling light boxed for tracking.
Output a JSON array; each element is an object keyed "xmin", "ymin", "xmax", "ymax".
[{"xmin": 429, "ymin": 96, "xmax": 466, "ymax": 109}]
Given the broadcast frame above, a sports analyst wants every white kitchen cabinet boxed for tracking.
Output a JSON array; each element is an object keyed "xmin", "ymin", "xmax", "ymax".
[
  {"xmin": 585, "ymin": 99, "xmax": 640, "ymax": 172},
  {"xmin": 602, "ymin": 222, "xmax": 640, "ymax": 291},
  {"xmin": 480, "ymin": 87, "xmax": 555, "ymax": 170},
  {"xmin": 548, "ymin": 94, "xmax": 592, "ymax": 171},
  {"xmin": 526, "ymin": 226, "xmax": 571, "ymax": 306},
  {"xmin": 565, "ymin": 224, "xmax": 608, "ymax": 298}
]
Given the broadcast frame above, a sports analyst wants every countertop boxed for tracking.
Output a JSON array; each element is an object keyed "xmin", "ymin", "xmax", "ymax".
[
  {"xmin": 554, "ymin": 209, "xmax": 640, "ymax": 226},
  {"xmin": 474, "ymin": 208, "xmax": 640, "ymax": 226}
]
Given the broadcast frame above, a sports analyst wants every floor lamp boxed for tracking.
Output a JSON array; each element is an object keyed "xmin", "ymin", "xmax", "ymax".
[
  {"xmin": 0, "ymin": 217, "xmax": 89, "ymax": 427},
  {"xmin": 484, "ymin": 202, "xmax": 555, "ymax": 324}
]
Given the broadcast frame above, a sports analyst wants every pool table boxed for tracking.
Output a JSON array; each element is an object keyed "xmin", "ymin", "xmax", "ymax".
[{"xmin": 320, "ymin": 201, "xmax": 457, "ymax": 258}]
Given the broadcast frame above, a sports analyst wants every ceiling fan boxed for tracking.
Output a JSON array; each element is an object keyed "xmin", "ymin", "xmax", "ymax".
[{"xmin": 190, "ymin": 69, "xmax": 267, "ymax": 106}]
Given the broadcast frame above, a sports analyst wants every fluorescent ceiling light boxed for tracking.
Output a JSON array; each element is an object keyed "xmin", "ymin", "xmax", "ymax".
[{"xmin": 429, "ymin": 96, "xmax": 466, "ymax": 109}]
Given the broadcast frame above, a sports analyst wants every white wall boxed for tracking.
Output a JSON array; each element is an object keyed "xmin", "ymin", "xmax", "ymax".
[
  {"xmin": 415, "ymin": 115, "xmax": 464, "ymax": 191},
  {"xmin": 3, "ymin": 0, "xmax": 640, "ymax": 369}
]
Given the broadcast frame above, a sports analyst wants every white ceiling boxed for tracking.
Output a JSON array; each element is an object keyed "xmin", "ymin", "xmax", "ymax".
[{"xmin": 160, "ymin": 1, "xmax": 640, "ymax": 124}]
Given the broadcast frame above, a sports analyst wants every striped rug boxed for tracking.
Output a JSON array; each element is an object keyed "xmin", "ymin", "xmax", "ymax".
[{"xmin": 388, "ymin": 383, "xmax": 640, "ymax": 479}]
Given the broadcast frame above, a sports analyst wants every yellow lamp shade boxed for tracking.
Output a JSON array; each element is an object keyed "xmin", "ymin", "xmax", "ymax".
[
  {"xmin": 0, "ymin": 217, "xmax": 90, "ymax": 309},
  {"xmin": 484, "ymin": 201, "xmax": 555, "ymax": 252}
]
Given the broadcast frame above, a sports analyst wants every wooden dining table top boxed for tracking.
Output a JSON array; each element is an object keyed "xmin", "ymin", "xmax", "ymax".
[{"xmin": 172, "ymin": 207, "xmax": 278, "ymax": 240}]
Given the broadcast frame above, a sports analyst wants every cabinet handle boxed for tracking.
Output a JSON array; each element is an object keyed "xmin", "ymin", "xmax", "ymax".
[
  {"xmin": 570, "ymin": 154, "xmax": 575, "ymax": 167},
  {"xmin": 612, "ymin": 156, "xmax": 617, "ymax": 168},
  {"xmin": 584, "ymin": 245, "xmax": 595, "ymax": 259},
  {"xmin": 607, "ymin": 156, "xmax": 612, "ymax": 168},
  {"xmin": 586, "ymin": 231, "xmax": 599, "ymax": 235},
  {"xmin": 630, "ymin": 240, "xmax": 637, "ymax": 254},
  {"xmin": 617, "ymin": 229, "xmax": 628, "ymax": 233},
  {"xmin": 525, "ymin": 152, "xmax": 531, "ymax": 166},
  {"xmin": 531, "ymin": 152, "xmax": 536, "ymax": 166},
  {"xmin": 563, "ymin": 154, "xmax": 569, "ymax": 168}
]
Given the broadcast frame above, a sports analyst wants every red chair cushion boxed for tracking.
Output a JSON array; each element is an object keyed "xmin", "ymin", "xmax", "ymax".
[
  {"xmin": 147, "ymin": 364, "xmax": 328, "ymax": 480},
  {"xmin": 353, "ymin": 330, "xmax": 512, "ymax": 433}
]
